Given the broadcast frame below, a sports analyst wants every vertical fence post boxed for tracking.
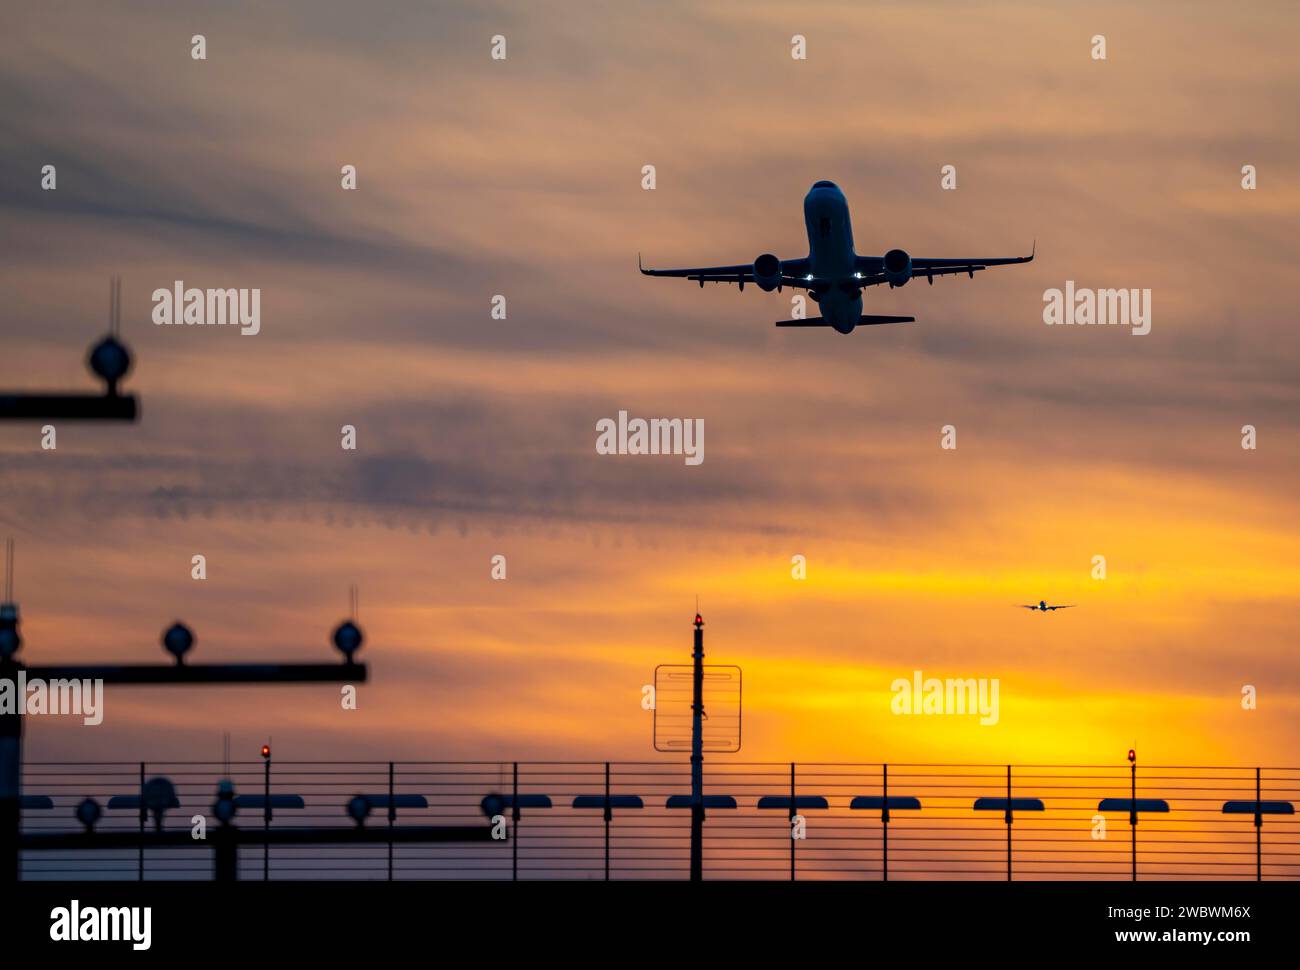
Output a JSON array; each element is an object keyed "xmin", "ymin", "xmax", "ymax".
[
  {"xmin": 511, "ymin": 761, "xmax": 519, "ymax": 882},
  {"xmin": 214, "ymin": 822, "xmax": 236, "ymax": 883},
  {"xmin": 882, "ymin": 763, "xmax": 889, "ymax": 882},
  {"xmin": 0, "ymin": 650, "xmax": 22, "ymax": 884},
  {"xmin": 388, "ymin": 761, "xmax": 395, "ymax": 882},
  {"xmin": 1255, "ymin": 766, "xmax": 1262, "ymax": 882},
  {"xmin": 603, "ymin": 761, "xmax": 611, "ymax": 881},
  {"xmin": 263, "ymin": 752, "xmax": 271, "ymax": 880},
  {"xmin": 1005, "ymin": 764, "xmax": 1012, "ymax": 882},
  {"xmin": 789, "ymin": 762, "xmax": 796, "ymax": 882},
  {"xmin": 1129, "ymin": 755, "xmax": 1138, "ymax": 881},
  {"xmin": 137, "ymin": 761, "xmax": 145, "ymax": 881}
]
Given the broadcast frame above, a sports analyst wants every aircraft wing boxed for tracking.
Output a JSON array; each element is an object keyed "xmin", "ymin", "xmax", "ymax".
[
  {"xmin": 1017, "ymin": 605, "xmax": 1040, "ymax": 610},
  {"xmin": 1046, "ymin": 605, "xmax": 1076, "ymax": 610},
  {"xmin": 854, "ymin": 244, "xmax": 1034, "ymax": 287},
  {"xmin": 639, "ymin": 255, "xmax": 817, "ymax": 290}
]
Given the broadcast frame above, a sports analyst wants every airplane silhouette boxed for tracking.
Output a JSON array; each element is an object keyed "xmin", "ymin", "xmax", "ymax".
[
  {"xmin": 1019, "ymin": 601, "xmax": 1075, "ymax": 612},
  {"xmin": 639, "ymin": 180, "xmax": 1033, "ymax": 334}
]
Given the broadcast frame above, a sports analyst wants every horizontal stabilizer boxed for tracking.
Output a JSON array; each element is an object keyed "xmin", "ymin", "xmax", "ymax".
[
  {"xmin": 774, "ymin": 315, "xmax": 915, "ymax": 327},
  {"xmin": 857, "ymin": 314, "xmax": 915, "ymax": 325}
]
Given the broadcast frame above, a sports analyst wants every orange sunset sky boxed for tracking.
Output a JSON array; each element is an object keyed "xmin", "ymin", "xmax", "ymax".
[{"xmin": 1, "ymin": 1, "xmax": 1297, "ymax": 769}]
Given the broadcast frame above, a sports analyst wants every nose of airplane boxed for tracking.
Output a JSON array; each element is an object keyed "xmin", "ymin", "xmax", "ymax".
[{"xmin": 805, "ymin": 180, "xmax": 843, "ymax": 207}]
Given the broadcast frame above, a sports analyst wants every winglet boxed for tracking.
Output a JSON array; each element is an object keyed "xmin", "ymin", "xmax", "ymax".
[
  {"xmin": 638, "ymin": 251, "xmax": 647, "ymax": 275},
  {"xmin": 1028, "ymin": 239, "xmax": 1036, "ymax": 261}
]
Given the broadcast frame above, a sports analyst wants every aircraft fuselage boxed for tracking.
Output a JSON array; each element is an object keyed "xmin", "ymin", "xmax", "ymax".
[{"xmin": 803, "ymin": 182, "xmax": 862, "ymax": 334}]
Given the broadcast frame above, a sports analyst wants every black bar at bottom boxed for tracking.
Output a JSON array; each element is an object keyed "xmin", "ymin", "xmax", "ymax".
[
  {"xmin": 23, "ymin": 825, "xmax": 497, "ymax": 850},
  {"xmin": 23, "ymin": 663, "xmax": 367, "ymax": 684},
  {"xmin": 0, "ymin": 394, "xmax": 138, "ymax": 421}
]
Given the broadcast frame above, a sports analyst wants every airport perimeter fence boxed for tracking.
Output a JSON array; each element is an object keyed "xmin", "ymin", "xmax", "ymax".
[{"xmin": 16, "ymin": 761, "xmax": 1300, "ymax": 881}]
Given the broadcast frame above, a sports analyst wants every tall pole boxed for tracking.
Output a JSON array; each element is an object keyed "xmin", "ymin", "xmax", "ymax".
[{"xmin": 690, "ymin": 612, "xmax": 705, "ymax": 882}]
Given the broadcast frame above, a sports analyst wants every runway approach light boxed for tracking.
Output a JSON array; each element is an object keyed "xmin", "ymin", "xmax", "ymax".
[
  {"xmin": 261, "ymin": 744, "xmax": 271, "ymax": 760},
  {"xmin": 162, "ymin": 622, "xmax": 194, "ymax": 663},
  {"xmin": 347, "ymin": 795, "xmax": 372, "ymax": 826},
  {"xmin": 333, "ymin": 620, "xmax": 363, "ymax": 661},
  {"xmin": 1, "ymin": 277, "xmax": 139, "ymax": 420},
  {"xmin": 87, "ymin": 334, "xmax": 132, "ymax": 396},
  {"xmin": 0, "ymin": 603, "xmax": 19, "ymax": 659},
  {"xmin": 76, "ymin": 798, "xmax": 102, "ymax": 832},
  {"xmin": 214, "ymin": 780, "xmax": 237, "ymax": 823}
]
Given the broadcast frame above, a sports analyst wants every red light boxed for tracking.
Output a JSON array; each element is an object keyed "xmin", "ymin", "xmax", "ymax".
[
  {"xmin": 261, "ymin": 745, "xmax": 270, "ymax": 758},
  {"xmin": 1127, "ymin": 749, "xmax": 1136, "ymax": 763},
  {"xmin": 694, "ymin": 613, "xmax": 703, "ymax": 625}
]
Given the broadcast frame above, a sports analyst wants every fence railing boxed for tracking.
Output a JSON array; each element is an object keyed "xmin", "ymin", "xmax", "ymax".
[{"xmin": 17, "ymin": 761, "xmax": 1300, "ymax": 881}]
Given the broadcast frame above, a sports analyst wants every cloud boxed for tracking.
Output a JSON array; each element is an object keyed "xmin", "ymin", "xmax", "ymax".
[{"xmin": 2, "ymin": 0, "xmax": 1299, "ymax": 771}]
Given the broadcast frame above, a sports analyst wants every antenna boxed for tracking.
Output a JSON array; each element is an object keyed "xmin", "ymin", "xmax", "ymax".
[
  {"xmin": 4, "ymin": 538, "xmax": 13, "ymax": 602},
  {"xmin": 107, "ymin": 276, "xmax": 120, "ymax": 338},
  {"xmin": 104, "ymin": 275, "xmax": 123, "ymax": 338},
  {"xmin": 350, "ymin": 584, "xmax": 359, "ymax": 620}
]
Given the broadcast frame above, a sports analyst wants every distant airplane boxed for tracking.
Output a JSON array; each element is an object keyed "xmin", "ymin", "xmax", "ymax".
[
  {"xmin": 1019, "ymin": 601, "xmax": 1076, "ymax": 612},
  {"xmin": 639, "ymin": 180, "xmax": 1034, "ymax": 334}
]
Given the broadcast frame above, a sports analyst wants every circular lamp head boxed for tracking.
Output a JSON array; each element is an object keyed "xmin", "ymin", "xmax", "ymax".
[
  {"xmin": 142, "ymin": 777, "xmax": 178, "ymax": 822},
  {"xmin": 346, "ymin": 795, "xmax": 371, "ymax": 826},
  {"xmin": 88, "ymin": 335, "xmax": 132, "ymax": 387},
  {"xmin": 162, "ymin": 622, "xmax": 194, "ymax": 663},
  {"xmin": 333, "ymin": 620, "xmax": 363, "ymax": 661},
  {"xmin": 76, "ymin": 798, "xmax": 102, "ymax": 831},
  {"xmin": 213, "ymin": 780, "xmax": 237, "ymax": 823}
]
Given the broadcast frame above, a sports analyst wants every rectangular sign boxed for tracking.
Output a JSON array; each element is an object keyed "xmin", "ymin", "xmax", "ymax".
[{"xmin": 653, "ymin": 664, "xmax": 742, "ymax": 753}]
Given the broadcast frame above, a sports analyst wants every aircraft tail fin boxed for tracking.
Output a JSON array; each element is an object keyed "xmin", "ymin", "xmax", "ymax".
[{"xmin": 774, "ymin": 315, "xmax": 915, "ymax": 328}]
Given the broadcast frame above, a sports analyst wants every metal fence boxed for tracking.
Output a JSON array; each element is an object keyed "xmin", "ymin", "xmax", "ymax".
[{"xmin": 18, "ymin": 761, "xmax": 1300, "ymax": 881}]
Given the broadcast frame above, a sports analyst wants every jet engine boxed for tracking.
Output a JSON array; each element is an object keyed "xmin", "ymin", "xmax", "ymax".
[
  {"xmin": 752, "ymin": 253, "xmax": 782, "ymax": 292},
  {"xmin": 882, "ymin": 248, "xmax": 912, "ymax": 287}
]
